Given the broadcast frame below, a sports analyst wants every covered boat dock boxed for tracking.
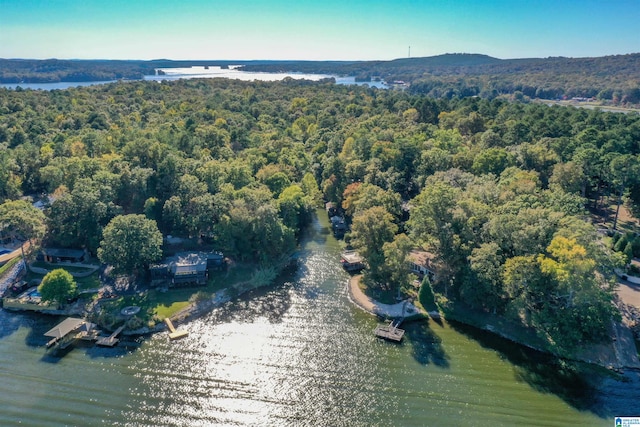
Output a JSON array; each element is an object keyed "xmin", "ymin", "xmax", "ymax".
[{"xmin": 44, "ymin": 317, "xmax": 97, "ymax": 350}]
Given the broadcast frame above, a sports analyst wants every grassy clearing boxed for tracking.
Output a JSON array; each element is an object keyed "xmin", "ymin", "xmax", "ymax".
[{"xmin": 75, "ymin": 274, "xmax": 102, "ymax": 291}]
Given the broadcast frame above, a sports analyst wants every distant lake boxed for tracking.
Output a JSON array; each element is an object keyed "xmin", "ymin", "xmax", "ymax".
[{"xmin": 0, "ymin": 66, "xmax": 388, "ymax": 90}]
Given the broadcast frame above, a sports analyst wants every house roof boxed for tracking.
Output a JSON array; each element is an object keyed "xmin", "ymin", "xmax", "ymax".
[
  {"xmin": 152, "ymin": 251, "xmax": 224, "ymax": 273},
  {"xmin": 408, "ymin": 250, "xmax": 436, "ymax": 267},
  {"xmin": 172, "ymin": 263, "xmax": 207, "ymax": 275},
  {"xmin": 44, "ymin": 318, "xmax": 87, "ymax": 339},
  {"xmin": 341, "ymin": 250, "xmax": 363, "ymax": 264},
  {"xmin": 42, "ymin": 248, "xmax": 85, "ymax": 258}
]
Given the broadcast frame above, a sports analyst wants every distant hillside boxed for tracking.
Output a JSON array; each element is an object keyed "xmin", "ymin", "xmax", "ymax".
[
  {"xmin": 0, "ymin": 59, "xmax": 155, "ymax": 83},
  {"xmin": 403, "ymin": 54, "xmax": 640, "ymax": 104},
  {"xmin": 233, "ymin": 53, "xmax": 640, "ymax": 104},
  {"xmin": 0, "ymin": 59, "xmax": 324, "ymax": 84},
  {"xmin": 1, "ymin": 53, "xmax": 638, "ymax": 105}
]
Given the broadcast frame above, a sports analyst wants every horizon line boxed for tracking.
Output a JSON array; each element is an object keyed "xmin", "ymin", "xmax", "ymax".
[{"xmin": 2, "ymin": 51, "xmax": 639, "ymax": 63}]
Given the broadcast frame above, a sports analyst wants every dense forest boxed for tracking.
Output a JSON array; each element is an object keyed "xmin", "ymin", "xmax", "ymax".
[
  {"xmin": 1, "ymin": 78, "xmax": 639, "ymax": 355},
  {"xmin": 243, "ymin": 53, "xmax": 640, "ymax": 105},
  {"xmin": 2, "ymin": 53, "xmax": 639, "ymax": 105}
]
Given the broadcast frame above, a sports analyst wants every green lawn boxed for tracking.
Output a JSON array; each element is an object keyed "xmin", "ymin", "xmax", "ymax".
[
  {"xmin": 75, "ymin": 274, "xmax": 102, "ymax": 291},
  {"xmin": 98, "ymin": 263, "xmax": 259, "ymax": 324}
]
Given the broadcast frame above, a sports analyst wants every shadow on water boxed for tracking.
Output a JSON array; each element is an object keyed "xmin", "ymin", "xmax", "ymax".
[
  {"xmin": 313, "ymin": 225, "xmax": 330, "ymax": 246},
  {"xmin": 40, "ymin": 345, "xmax": 75, "ymax": 363},
  {"xmin": 0, "ymin": 309, "xmax": 30, "ymax": 339},
  {"xmin": 7, "ymin": 310, "xmax": 143, "ymax": 361},
  {"xmin": 404, "ymin": 319, "xmax": 450, "ymax": 368},
  {"xmin": 447, "ymin": 320, "xmax": 615, "ymax": 418}
]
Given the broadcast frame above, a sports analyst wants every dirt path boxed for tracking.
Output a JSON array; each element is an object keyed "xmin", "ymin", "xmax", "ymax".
[{"xmin": 0, "ymin": 241, "xmax": 30, "ymax": 264}]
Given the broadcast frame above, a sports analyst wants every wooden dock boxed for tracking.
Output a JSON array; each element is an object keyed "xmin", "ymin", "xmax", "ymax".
[
  {"xmin": 374, "ymin": 319, "xmax": 405, "ymax": 342},
  {"xmin": 96, "ymin": 325, "xmax": 125, "ymax": 347},
  {"xmin": 165, "ymin": 318, "xmax": 189, "ymax": 340}
]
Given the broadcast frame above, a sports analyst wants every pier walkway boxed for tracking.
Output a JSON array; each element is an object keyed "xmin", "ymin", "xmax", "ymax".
[
  {"xmin": 96, "ymin": 325, "xmax": 125, "ymax": 347},
  {"xmin": 165, "ymin": 318, "xmax": 189, "ymax": 340}
]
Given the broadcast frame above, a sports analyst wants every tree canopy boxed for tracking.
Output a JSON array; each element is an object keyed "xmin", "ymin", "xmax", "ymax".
[
  {"xmin": 1, "ymin": 76, "xmax": 638, "ymax": 354},
  {"xmin": 98, "ymin": 214, "xmax": 163, "ymax": 274},
  {"xmin": 0, "ymin": 199, "xmax": 46, "ymax": 242},
  {"xmin": 38, "ymin": 268, "xmax": 77, "ymax": 304}
]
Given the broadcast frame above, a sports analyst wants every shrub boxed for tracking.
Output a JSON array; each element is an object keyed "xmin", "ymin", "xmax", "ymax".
[{"xmin": 418, "ymin": 276, "xmax": 438, "ymax": 312}]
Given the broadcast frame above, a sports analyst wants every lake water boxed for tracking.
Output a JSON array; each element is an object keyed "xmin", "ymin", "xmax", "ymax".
[
  {"xmin": 0, "ymin": 66, "xmax": 389, "ymax": 90},
  {"xmin": 0, "ymin": 211, "xmax": 636, "ymax": 426}
]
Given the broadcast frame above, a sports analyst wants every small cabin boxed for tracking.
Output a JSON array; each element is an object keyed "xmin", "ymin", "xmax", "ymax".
[
  {"xmin": 41, "ymin": 248, "xmax": 88, "ymax": 264},
  {"xmin": 407, "ymin": 250, "xmax": 437, "ymax": 281}
]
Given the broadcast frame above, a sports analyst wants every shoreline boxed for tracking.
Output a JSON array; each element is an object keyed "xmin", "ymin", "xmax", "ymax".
[
  {"xmin": 122, "ymin": 259, "xmax": 295, "ymax": 337},
  {"xmin": 346, "ymin": 274, "xmax": 423, "ymax": 320},
  {"xmin": 347, "ymin": 274, "xmax": 640, "ymax": 371}
]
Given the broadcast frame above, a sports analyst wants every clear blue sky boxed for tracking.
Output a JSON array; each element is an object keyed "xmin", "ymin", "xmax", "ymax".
[{"xmin": 1, "ymin": 0, "xmax": 638, "ymax": 60}]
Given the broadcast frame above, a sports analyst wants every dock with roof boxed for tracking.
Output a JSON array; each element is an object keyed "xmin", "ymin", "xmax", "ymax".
[{"xmin": 44, "ymin": 317, "xmax": 97, "ymax": 350}]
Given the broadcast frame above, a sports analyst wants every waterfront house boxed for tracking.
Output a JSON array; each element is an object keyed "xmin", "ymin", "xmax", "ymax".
[
  {"xmin": 407, "ymin": 250, "xmax": 437, "ymax": 281},
  {"xmin": 150, "ymin": 251, "xmax": 225, "ymax": 287}
]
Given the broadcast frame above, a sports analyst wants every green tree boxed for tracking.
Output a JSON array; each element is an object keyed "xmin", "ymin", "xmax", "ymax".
[
  {"xmin": 380, "ymin": 233, "xmax": 413, "ymax": 292},
  {"xmin": 46, "ymin": 177, "xmax": 121, "ymax": 252},
  {"xmin": 503, "ymin": 236, "xmax": 617, "ymax": 354},
  {"xmin": 408, "ymin": 180, "xmax": 463, "ymax": 281},
  {"xmin": 98, "ymin": 214, "xmax": 163, "ymax": 274},
  {"xmin": 0, "ymin": 199, "xmax": 46, "ymax": 243},
  {"xmin": 623, "ymin": 241, "xmax": 634, "ymax": 264},
  {"xmin": 38, "ymin": 268, "xmax": 77, "ymax": 304},
  {"xmin": 0, "ymin": 151, "xmax": 22, "ymax": 202},
  {"xmin": 342, "ymin": 183, "xmax": 402, "ymax": 220},
  {"xmin": 300, "ymin": 172, "xmax": 322, "ymax": 206},
  {"xmin": 472, "ymin": 147, "xmax": 514, "ymax": 176},
  {"xmin": 418, "ymin": 275, "xmax": 438, "ymax": 312},
  {"xmin": 609, "ymin": 154, "xmax": 640, "ymax": 229},
  {"xmin": 466, "ymin": 242, "xmax": 504, "ymax": 312},
  {"xmin": 549, "ymin": 161, "xmax": 586, "ymax": 195},
  {"xmin": 278, "ymin": 184, "xmax": 311, "ymax": 231},
  {"xmin": 214, "ymin": 196, "xmax": 295, "ymax": 264},
  {"xmin": 350, "ymin": 206, "xmax": 397, "ymax": 285}
]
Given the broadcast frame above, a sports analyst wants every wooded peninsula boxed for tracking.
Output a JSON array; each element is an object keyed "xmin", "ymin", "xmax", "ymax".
[{"xmin": 1, "ymin": 72, "xmax": 639, "ymax": 359}]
